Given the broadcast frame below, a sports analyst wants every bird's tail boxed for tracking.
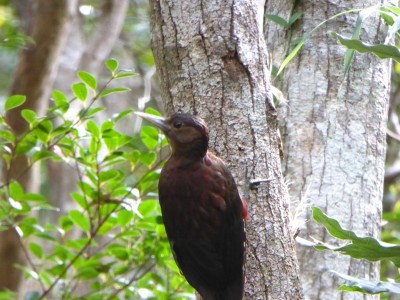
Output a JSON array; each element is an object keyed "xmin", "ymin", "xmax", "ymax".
[{"xmin": 200, "ymin": 281, "xmax": 244, "ymax": 300}]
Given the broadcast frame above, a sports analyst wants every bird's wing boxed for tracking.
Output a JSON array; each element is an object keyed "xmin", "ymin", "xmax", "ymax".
[{"xmin": 159, "ymin": 154, "xmax": 245, "ymax": 295}]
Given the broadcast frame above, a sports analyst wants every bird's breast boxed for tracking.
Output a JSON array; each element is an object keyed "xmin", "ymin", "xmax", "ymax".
[{"xmin": 158, "ymin": 158, "xmax": 228, "ymax": 240}]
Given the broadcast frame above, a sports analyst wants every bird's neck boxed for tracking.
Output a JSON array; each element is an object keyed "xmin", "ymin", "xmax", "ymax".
[
  {"xmin": 170, "ymin": 140, "xmax": 208, "ymax": 165},
  {"xmin": 171, "ymin": 139, "xmax": 208, "ymax": 161}
]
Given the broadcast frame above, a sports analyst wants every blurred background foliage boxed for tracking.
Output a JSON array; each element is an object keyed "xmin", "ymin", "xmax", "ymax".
[{"xmin": 0, "ymin": 0, "xmax": 195, "ymax": 299}]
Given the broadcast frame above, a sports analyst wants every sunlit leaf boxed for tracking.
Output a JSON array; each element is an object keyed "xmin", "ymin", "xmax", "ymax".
[
  {"xmin": 86, "ymin": 120, "xmax": 100, "ymax": 138},
  {"xmin": 117, "ymin": 210, "xmax": 134, "ymax": 226},
  {"xmin": 0, "ymin": 129, "xmax": 14, "ymax": 143},
  {"xmin": 98, "ymin": 87, "xmax": 130, "ymax": 98},
  {"xmin": 9, "ymin": 180, "xmax": 24, "ymax": 200},
  {"xmin": 21, "ymin": 109, "xmax": 36, "ymax": 126},
  {"xmin": 28, "ymin": 242, "xmax": 44, "ymax": 259},
  {"xmin": 78, "ymin": 71, "xmax": 97, "ymax": 90},
  {"xmin": 112, "ymin": 108, "xmax": 133, "ymax": 122},
  {"xmin": 69, "ymin": 210, "xmax": 90, "ymax": 232},
  {"xmin": 138, "ymin": 200, "xmax": 158, "ymax": 217},
  {"xmin": 5, "ymin": 95, "xmax": 26, "ymax": 112},
  {"xmin": 52, "ymin": 89, "xmax": 69, "ymax": 113},
  {"xmin": 140, "ymin": 126, "xmax": 160, "ymax": 150},
  {"xmin": 106, "ymin": 58, "xmax": 119, "ymax": 74},
  {"xmin": 72, "ymin": 83, "xmax": 88, "ymax": 101},
  {"xmin": 22, "ymin": 193, "xmax": 46, "ymax": 202},
  {"xmin": 114, "ymin": 71, "xmax": 138, "ymax": 78}
]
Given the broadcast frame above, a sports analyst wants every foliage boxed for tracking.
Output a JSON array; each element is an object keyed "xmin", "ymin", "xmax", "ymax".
[
  {"xmin": 0, "ymin": 59, "xmax": 194, "ymax": 299},
  {"xmin": 268, "ymin": 3, "xmax": 400, "ymax": 78},
  {"xmin": 0, "ymin": 4, "xmax": 32, "ymax": 50},
  {"xmin": 311, "ymin": 207, "xmax": 400, "ymax": 295}
]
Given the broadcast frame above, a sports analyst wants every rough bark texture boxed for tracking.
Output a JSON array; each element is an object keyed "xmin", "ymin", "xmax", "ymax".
[
  {"xmin": 148, "ymin": 0, "xmax": 303, "ymax": 298},
  {"xmin": 0, "ymin": 0, "xmax": 77, "ymax": 291},
  {"xmin": 264, "ymin": 1, "xmax": 390, "ymax": 299}
]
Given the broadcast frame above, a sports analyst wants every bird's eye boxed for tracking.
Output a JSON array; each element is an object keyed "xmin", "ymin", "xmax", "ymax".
[{"xmin": 173, "ymin": 121, "xmax": 183, "ymax": 129}]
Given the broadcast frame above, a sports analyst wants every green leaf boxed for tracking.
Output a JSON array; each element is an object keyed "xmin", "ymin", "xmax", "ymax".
[
  {"xmin": 98, "ymin": 87, "xmax": 130, "ymax": 98},
  {"xmin": 112, "ymin": 108, "xmax": 133, "ymax": 122},
  {"xmin": 52, "ymin": 90, "xmax": 69, "ymax": 113},
  {"xmin": 50, "ymin": 121, "xmax": 72, "ymax": 139},
  {"xmin": 80, "ymin": 107, "xmax": 105, "ymax": 119},
  {"xmin": 342, "ymin": 6, "xmax": 377, "ymax": 77},
  {"xmin": 277, "ymin": 38, "xmax": 306, "ymax": 76},
  {"xmin": 97, "ymin": 219, "xmax": 116, "ymax": 235},
  {"xmin": 22, "ymin": 193, "xmax": 46, "ymax": 202},
  {"xmin": 276, "ymin": 8, "xmax": 365, "ymax": 77},
  {"xmin": 114, "ymin": 71, "xmax": 138, "ymax": 79},
  {"xmin": 5, "ymin": 95, "xmax": 26, "ymax": 112},
  {"xmin": 117, "ymin": 210, "xmax": 134, "ymax": 226},
  {"xmin": 312, "ymin": 207, "xmax": 400, "ymax": 266},
  {"xmin": 138, "ymin": 200, "xmax": 157, "ymax": 217},
  {"xmin": 333, "ymin": 271, "xmax": 400, "ymax": 294},
  {"xmin": 140, "ymin": 126, "xmax": 160, "ymax": 150},
  {"xmin": 72, "ymin": 83, "xmax": 88, "ymax": 101},
  {"xmin": 0, "ymin": 129, "xmax": 15, "ymax": 143},
  {"xmin": 139, "ymin": 152, "xmax": 157, "ymax": 167},
  {"xmin": 106, "ymin": 58, "xmax": 119, "ymax": 74},
  {"xmin": 69, "ymin": 210, "xmax": 90, "ymax": 232},
  {"xmin": 15, "ymin": 134, "xmax": 37, "ymax": 155},
  {"xmin": 78, "ymin": 71, "xmax": 97, "ymax": 90},
  {"xmin": 107, "ymin": 244, "xmax": 130, "ymax": 260},
  {"xmin": 75, "ymin": 267, "xmax": 99, "ymax": 280},
  {"xmin": 265, "ymin": 14, "xmax": 289, "ymax": 28},
  {"xmin": 288, "ymin": 12, "xmax": 302, "ymax": 27},
  {"xmin": 86, "ymin": 120, "xmax": 100, "ymax": 138},
  {"xmin": 9, "ymin": 181, "xmax": 24, "ymax": 200},
  {"xmin": 332, "ymin": 32, "xmax": 400, "ymax": 62},
  {"xmin": 99, "ymin": 169, "xmax": 122, "ymax": 183},
  {"xmin": 21, "ymin": 109, "xmax": 36, "ymax": 126},
  {"xmin": 101, "ymin": 120, "xmax": 114, "ymax": 132},
  {"xmin": 28, "ymin": 242, "xmax": 44, "ymax": 259},
  {"xmin": 33, "ymin": 150, "xmax": 60, "ymax": 163},
  {"xmin": 35, "ymin": 120, "xmax": 53, "ymax": 143},
  {"xmin": 77, "ymin": 182, "xmax": 95, "ymax": 201}
]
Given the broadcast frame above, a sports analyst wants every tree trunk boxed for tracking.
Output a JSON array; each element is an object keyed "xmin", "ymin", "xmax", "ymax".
[
  {"xmin": 148, "ymin": 0, "xmax": 303, "ymax": 298},
  {"xmin": 1, "ymin": 0, "xmax": 77, "ymax": 291},
  {"xmin": 265, "ymin": 1, "xmax": 390, "ymax": 299}
]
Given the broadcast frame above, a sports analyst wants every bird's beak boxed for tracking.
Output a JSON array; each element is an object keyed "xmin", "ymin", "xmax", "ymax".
[{"xmin": 135, "ymin": 111, "xmax": 169, "ymax": 132}]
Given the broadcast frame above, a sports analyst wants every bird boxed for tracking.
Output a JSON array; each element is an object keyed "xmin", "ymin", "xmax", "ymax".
[{"xmin": 135, "ymin": 111, "xmax": 246, "ymax": 300}]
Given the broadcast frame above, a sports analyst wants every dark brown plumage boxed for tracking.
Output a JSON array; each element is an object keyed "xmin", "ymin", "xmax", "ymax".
[{"xmin": 135, "ymin": 112, "xmax": 246, "ymax": 300}]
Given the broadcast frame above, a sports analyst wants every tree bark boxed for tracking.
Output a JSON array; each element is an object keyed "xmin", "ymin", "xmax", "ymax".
[
  {"xmin": 265, "ymin": 1, "xmax": 390, "ymax": 299},
  {"xmin": 1, "ymin": 0, "xmax": 77, "ymax": 291},
  {"xmin": 148, "ymin": 0, "xmax": 303, "ymax": 298}
]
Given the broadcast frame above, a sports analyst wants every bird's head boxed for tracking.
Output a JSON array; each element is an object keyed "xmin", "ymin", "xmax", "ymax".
[{"xmin": 135, "ymin": 112, "xmax": 209, "ymax": 158}]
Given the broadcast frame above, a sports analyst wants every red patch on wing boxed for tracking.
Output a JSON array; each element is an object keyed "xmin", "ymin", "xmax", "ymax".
[{"xmin": 241, "ymin": 196, "xmax": 248, "ymax": 221}]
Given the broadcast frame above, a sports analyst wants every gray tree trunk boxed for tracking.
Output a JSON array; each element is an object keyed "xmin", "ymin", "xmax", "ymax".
[
  {"xmin": 148, "ymin": 0, "xmax": 303, "ymax": 299},
  {"xmin": 264, "ymin": 1, "xmax": 390, "ymax": 299}
]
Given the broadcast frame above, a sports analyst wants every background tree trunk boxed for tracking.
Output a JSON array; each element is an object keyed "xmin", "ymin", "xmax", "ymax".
[
  {"xmin": 0, "ymin": 0, "xmax": 77, "ymax": 291},
  {"xmin": 264, "ymin": 1, "xmax": 390, "ymax": 299},
  {"xmin": 148, "ymin": 0, "xmax": 303, "ymax": 298}
]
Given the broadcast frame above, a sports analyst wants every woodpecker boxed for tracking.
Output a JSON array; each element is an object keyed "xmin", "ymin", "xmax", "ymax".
[{"xmin": 135, "ymin": 112, "xmax": 246, "ymax": 300}]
